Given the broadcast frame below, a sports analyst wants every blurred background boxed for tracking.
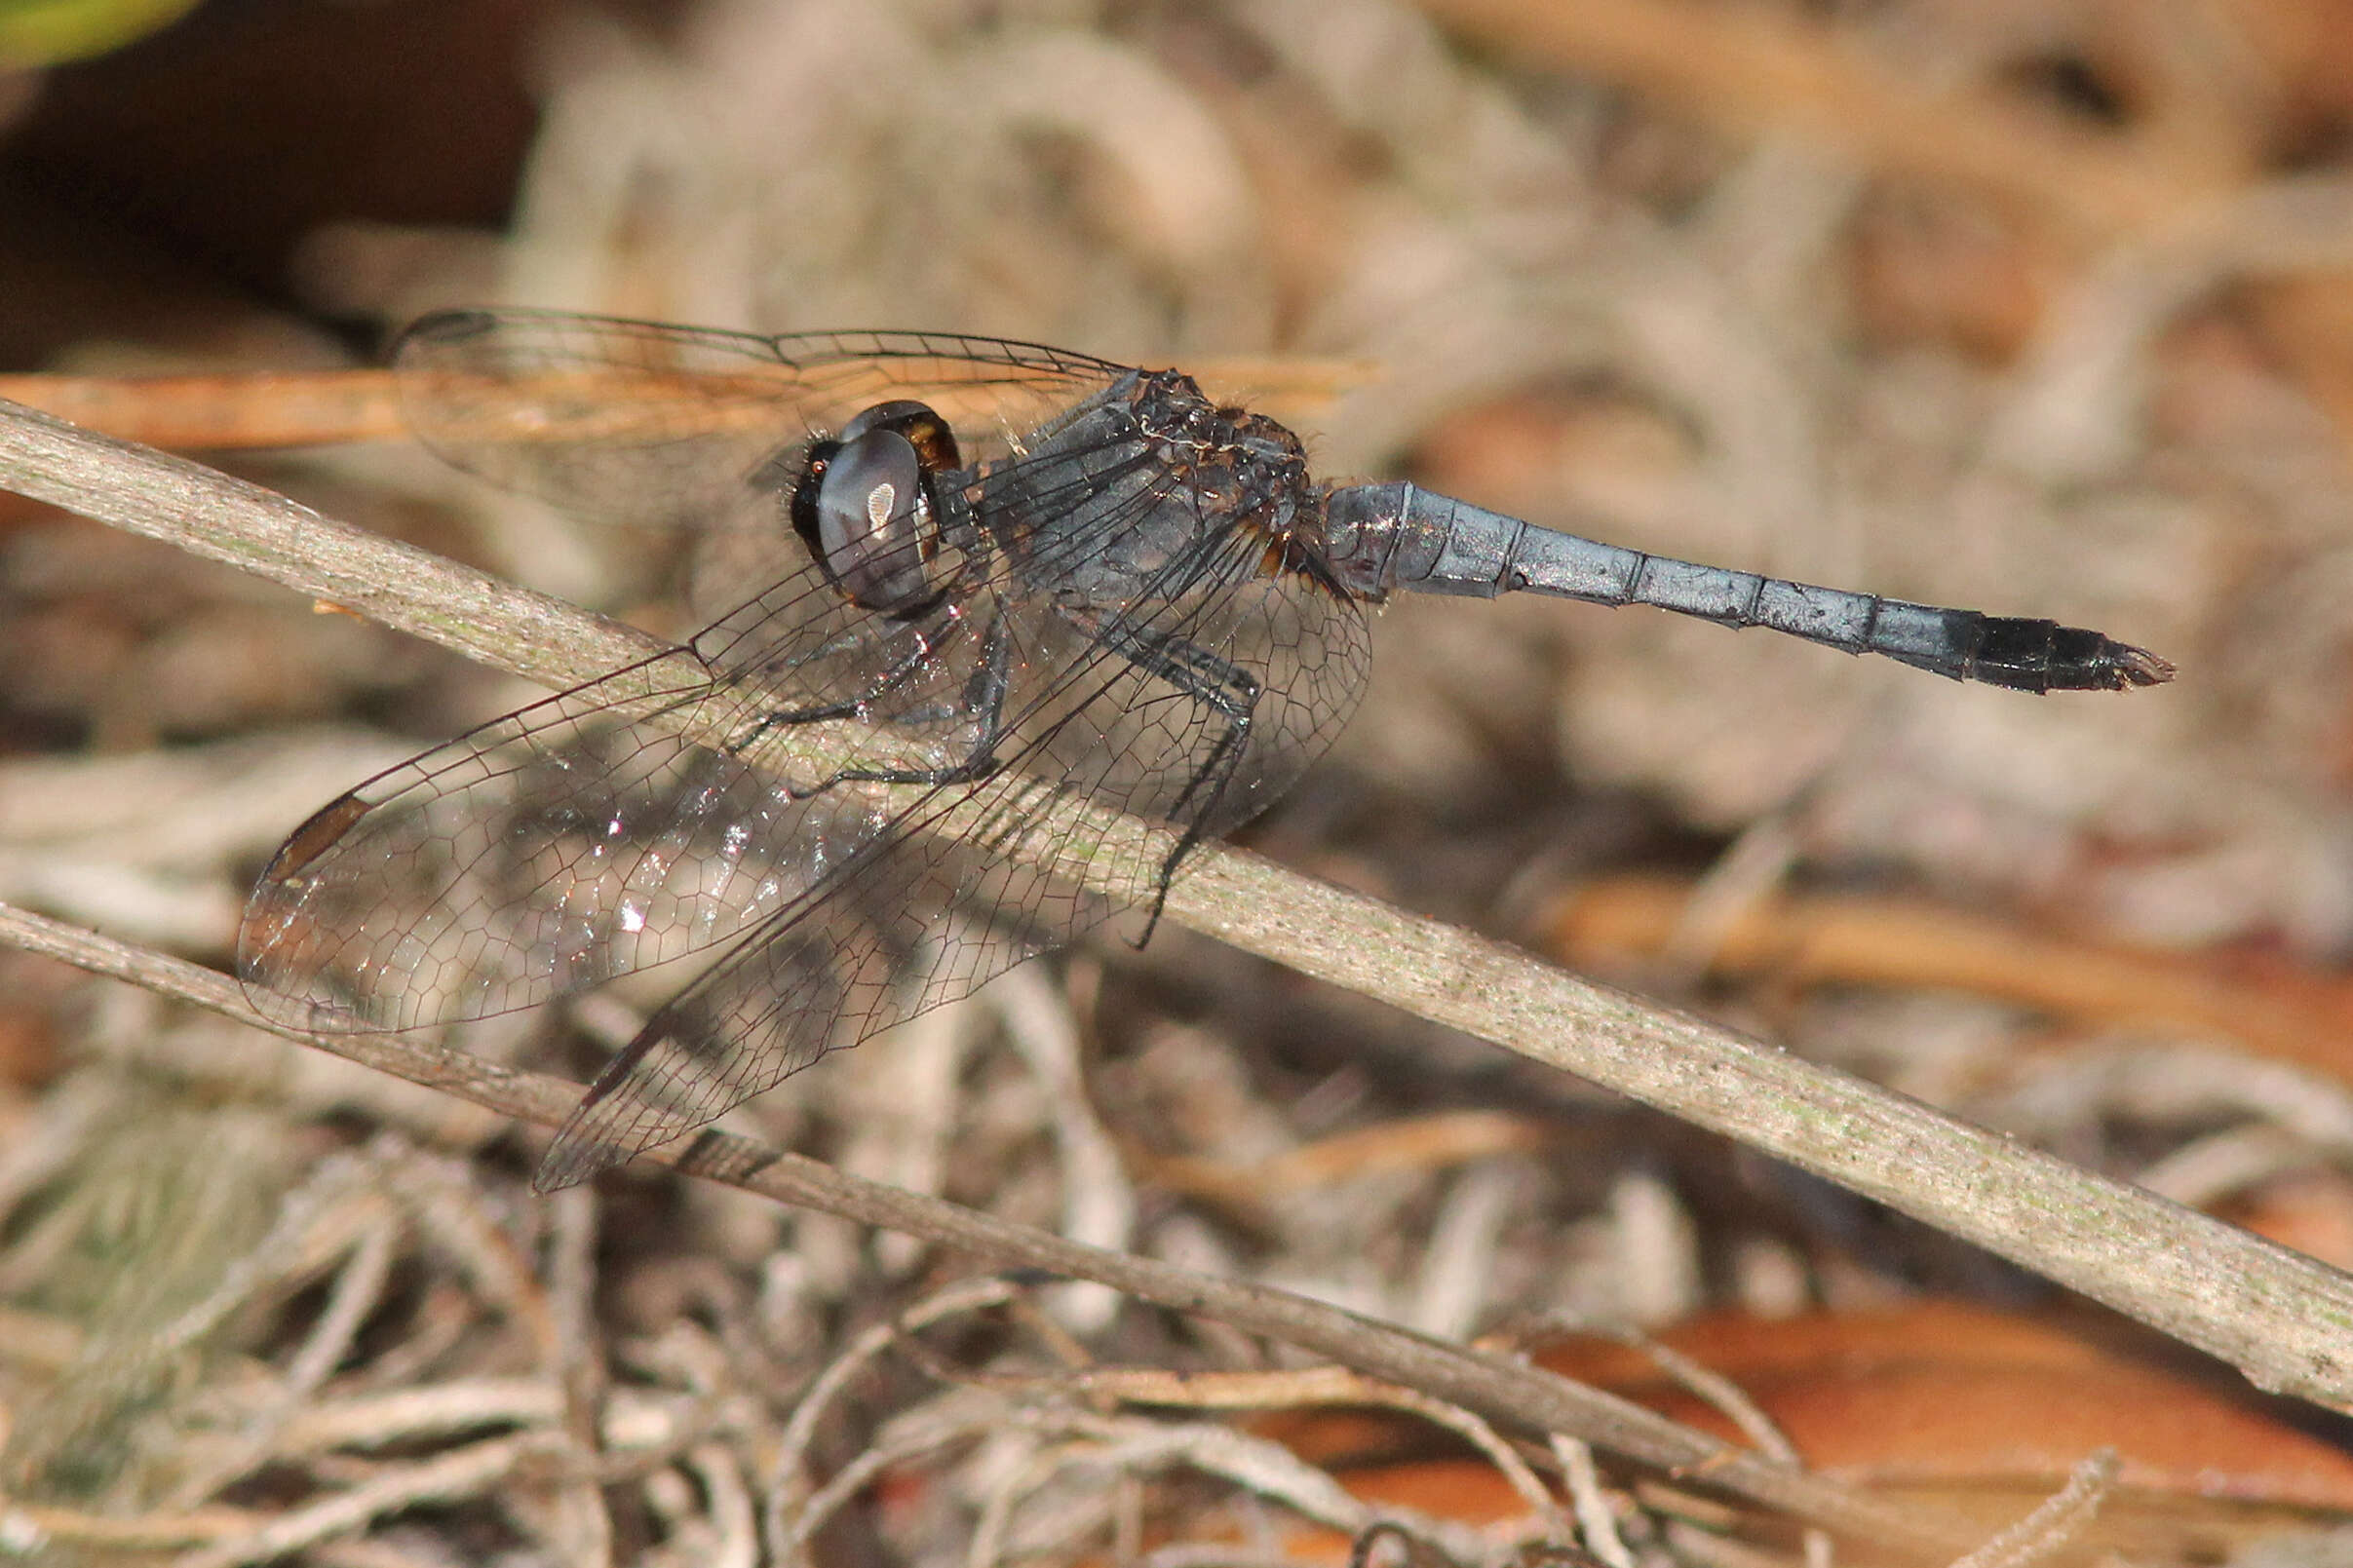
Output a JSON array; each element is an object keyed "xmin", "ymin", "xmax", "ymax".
[{"xmin": 3, "ymin": 0, "xmax": 2353, "ymax": 1562}]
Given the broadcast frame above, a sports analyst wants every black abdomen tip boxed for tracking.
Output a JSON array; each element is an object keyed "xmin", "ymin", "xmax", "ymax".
[
  {"xmin": 2039, "ymin": 624, "xmax": 2176, "ymax": 691},
  {"xmin": 1973, "ymin": 619, "xmax": 2176, "ymax": 692}
]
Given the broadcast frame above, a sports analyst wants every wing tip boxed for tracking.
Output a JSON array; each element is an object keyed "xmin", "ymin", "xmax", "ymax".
[
  {"xmin": 237, "ymin": 977, "xmax": 368, "ymax": 1038},
  {"xmin": 533, "ymin": 1077, "xmax": 657, "ymax": 1193},
  {"xmin": 531, "ymin": 1129, "xmax": 626, "ymax": 1194}
]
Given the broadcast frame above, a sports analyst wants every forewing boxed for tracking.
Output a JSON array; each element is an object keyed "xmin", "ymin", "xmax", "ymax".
[{"xmin": 392, "ymin": 308, "xmax": 1127, "ymax": 529}]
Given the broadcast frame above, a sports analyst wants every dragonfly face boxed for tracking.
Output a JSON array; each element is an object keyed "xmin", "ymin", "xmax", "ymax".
[{"xmin": 791, "ymin": 398, "xmax": 967, "ymax": 619}]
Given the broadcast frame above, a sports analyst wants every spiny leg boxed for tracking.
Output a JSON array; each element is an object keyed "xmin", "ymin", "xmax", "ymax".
[
  {"xmin": 719, "ymin": 621, "xmax": 952, "ymax": 756},
  {"xmin": 825, "ymin": 611, "xmax": 1016, "ymax": 788},
  {"xmin": 1073, "ymin": 608, "xmax": 1262, "ymax": 940}
]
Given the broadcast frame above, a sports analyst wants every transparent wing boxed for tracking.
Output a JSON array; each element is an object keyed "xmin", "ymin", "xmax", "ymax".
[
  {"xmin": 537, "ymin": 432, "xmax": 1372, "ymax": 1189},
  {"xmin": 244, "ymin": 314, "xmax": 1140, "ymax": 1031},
  {"xmin": 392, "ymin": 308, "xmax": 1128, "ymax": 529},
  {"xmin": 244, "ymin": 311, "xmax": 1373, "ymax": 1189},
  {"xmin": 235, "ymin": 582, "xmax": 988, "ymax": 1035}
]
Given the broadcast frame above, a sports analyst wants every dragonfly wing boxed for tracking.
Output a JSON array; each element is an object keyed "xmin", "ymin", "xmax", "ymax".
[
  {"xmin": 246, "ymin": 306, "xmax": 1124, "ymax": 1034},
  {"xmin": 535, "ymin": 778, "xmax": 1098, "ymax": 1190},
  {"xmin": 534, "ymin": 437, "xmax": 1376, "ymax": 1189},
  {"xmin": 236, "ymin": 558, "xmax": 998, "ymax": 1034},
  {"xmin": 392, "ymin": 309, "xmax": 1126, "ymax": 528}
]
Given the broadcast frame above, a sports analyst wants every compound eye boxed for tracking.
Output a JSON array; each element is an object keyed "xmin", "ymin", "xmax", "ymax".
[
  {"xmin": 810, "ymin": 427, "xmax": 937, "ymax": 614},
  {"xmin": 842, "ymin": 399, "xmax": 962, "ymax": 471}
]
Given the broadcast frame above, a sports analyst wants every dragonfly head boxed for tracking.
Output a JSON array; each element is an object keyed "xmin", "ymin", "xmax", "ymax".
[{"xmin": 791, "ymin": 400, "xmax": 966, "ymax": 618}]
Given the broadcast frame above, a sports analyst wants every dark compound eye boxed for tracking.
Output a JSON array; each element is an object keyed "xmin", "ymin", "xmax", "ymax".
[
  {"xmin": 813, "ymin": 429, "xmax": 932, "ymax": 612},
  {"xmin": 790, "ymin": 401, "xmax": 962, "ymax": 616}
]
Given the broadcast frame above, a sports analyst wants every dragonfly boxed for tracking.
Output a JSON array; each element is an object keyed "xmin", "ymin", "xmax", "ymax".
[{"xmin": 239, "ymin": 309, "xmax": 2173, "ymax": 1192}]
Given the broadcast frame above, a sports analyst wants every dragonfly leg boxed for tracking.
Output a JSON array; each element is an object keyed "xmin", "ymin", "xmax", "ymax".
[
  {"xmin": 1082, "ymin": 612, "xmax": 1262, "ymax": 939},
  {"xmin": 715, "ymin": 615, "xmax": 1013, "ymax": 790},
  {"xmin": 720, "ymin": 624, "xmax": 945, "ymax": 750},
  {"xmin": 827, "ymin": 611, "xmax": 1015, "ymax": 787}
]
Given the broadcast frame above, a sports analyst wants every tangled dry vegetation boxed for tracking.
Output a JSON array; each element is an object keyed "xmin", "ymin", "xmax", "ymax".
[{"xmin": 6, "ymin": 1, "xmax": 2353, "ymax": 1563}]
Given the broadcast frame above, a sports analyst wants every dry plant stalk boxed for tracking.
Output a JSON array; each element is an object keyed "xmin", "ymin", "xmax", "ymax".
[{"xmin": 1, "ymin": 392, "xmax": 2349, "ymax": 1424}]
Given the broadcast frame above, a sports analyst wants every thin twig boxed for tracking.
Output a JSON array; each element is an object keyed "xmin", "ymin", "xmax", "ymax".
[
  {"xmin": 1553, "ymin": 1434, "xmax": 1635, "ymax": 1568},
  {"xmin": 685, "ymin": 1442, "xmax": 758, "ymax": 1568},
  {"xmin": 276, "ymin": 1379, "xmax": 563, "ymax": 1454},
  {"xmin": 172, "ymin": 1431, "xmax": 559, "ymax": 1568},
  {"xmin": 1945, "ymin": 1449, "xmax": 2119, "ymax": 1568},
  {"xmin": 1053, "ymin": 1363, "xmax": 1564, "ymax": 1533},
  {"xmin": 0, "ymin": 1501, "xmax": 262, "ymax": 1553},
  {"xmin": 762, "ymin": 1277, "xmax": 1024, "ymax": 1558},
  {"xmin": 2, "ymin": 402, "xmax": 2349, "ymax": 1401}
]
